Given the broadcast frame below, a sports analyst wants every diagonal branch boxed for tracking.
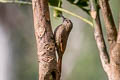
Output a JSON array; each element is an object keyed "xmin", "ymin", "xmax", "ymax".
[
  {"xmin": 90, "ymin": 0, "xmax": 110, "ymax": 70},
  {"xmin": 52, "ymin": 7, "xmax": 93, "ymax": 27},
  {"xmin": 99, "ymin": 0, "xmax": 117, "ymax": 46},
  {"xmin": 0, "ymin": 0, "xmax": 93, "ymax": 27}
]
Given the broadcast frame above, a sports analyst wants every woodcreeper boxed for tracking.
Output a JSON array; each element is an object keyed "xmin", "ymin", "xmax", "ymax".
[{"xmin": 54, "ymin": 15, "xmax": 73, "ymax": 77}]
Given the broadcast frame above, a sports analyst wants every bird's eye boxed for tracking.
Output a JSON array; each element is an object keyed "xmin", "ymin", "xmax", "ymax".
[{"xmin": 66, "ymin": 20, "xmax": 69, "ymax": 23}]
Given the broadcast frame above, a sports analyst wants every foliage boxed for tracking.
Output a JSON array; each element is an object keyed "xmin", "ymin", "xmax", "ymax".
[
  {"xmin": 67, "ymin": 0, "xmax": 90, "ymax": 14},
  {"xmin": 49, "ymin": 0, "xmax": 90, "ymax": 17},
  {"xmin": 49, "ymin": 0, "xmax": 62, "ymax": 17}
]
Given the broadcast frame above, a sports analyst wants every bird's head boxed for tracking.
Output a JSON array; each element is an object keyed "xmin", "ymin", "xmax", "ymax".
[{"xmin": 63, "ymin": 18, "xmax": 73, "ymax": 32}]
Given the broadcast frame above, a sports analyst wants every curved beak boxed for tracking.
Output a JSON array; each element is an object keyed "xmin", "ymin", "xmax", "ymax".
[{"xmin": 59, "ymin": 14, "xmax": 66, "ymax": 22}]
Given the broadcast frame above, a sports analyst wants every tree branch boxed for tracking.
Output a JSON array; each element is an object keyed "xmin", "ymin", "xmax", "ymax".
[
  {"xmin": 99, "ymin": 0, "xmax": 117, "ymax": 46},
  {"xmin": 52, "ymin": 7, "xmax": 93, "ymax": 27},
  {"xmin": 117, "ymin": 13, "xmax": 120, "ymax": 43},
  {"xmin": 0, "ymin": 0, "xmax": 93, "ymax": 27},
  {"xmin": 32, "ymin": 0, "xmax": 57, "ymax": 80},
  {"xmin": 90, "ymin": 0, "xmax": 110, "ymax": 71},
  {"xmin": 0, "ymin": 0, "xmax": 32, "ymax": 4}
]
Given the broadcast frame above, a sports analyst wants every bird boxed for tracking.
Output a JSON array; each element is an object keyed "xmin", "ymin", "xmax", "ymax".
[{"xmin": 54, "ymin": 15, "xmax": 73, "ymax": 78}]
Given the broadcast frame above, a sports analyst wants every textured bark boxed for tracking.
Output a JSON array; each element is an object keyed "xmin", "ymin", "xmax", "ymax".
[
  {"xmin": 99, "ymin": 0, "xmax": 117, "ymax": 46},
  {"xmin": 108, "ymin": 43, "xmax": 120, "ymax": 80},
  {"xmin": 117, "ymin": 14, "xmax": 120, "ymax": 43},
  {"xmin": 32, "ymin": 0, "xmax": 57, "ymax": 80},
  {"xmin": 98, "ymin": 0, "xmax": 120, "ymax": 79},
  {"xmin": 90, "ymin": 0, "xmax": 110, "ymax": 75},
  {"xmin": 92, "ymin": 10, "xmax": 110, "ymax": 70},
  {"xmin": 107, "ymin": 13, "xmax": 120, "ymax": 80},
  {"xmin": 91, "ymin": 0, "xmax": 120, "ymax": 80}
]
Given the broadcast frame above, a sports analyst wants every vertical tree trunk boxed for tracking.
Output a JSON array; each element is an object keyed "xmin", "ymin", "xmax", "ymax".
[
  {"xmin": 90, "ymin": 0, "xmax": 120, "ymax": 80},
  {"xmin": 32, "ymin": 0, "xmax": 57, "ymax": 80}
]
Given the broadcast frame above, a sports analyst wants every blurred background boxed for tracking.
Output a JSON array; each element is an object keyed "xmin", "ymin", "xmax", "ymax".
[{"xmin": 0, "ymin": 0, "xmax": 120, "ymax": 80}]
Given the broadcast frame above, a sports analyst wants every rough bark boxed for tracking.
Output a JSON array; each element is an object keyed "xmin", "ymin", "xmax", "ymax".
[
  {"xmin": 107, "ymin": 13, "xmax": 120, "ymax": 80},
  {"xmin": 98, "ymin": 0, "xmax": 120, "ymax": 80},
  {"xmin": 109, "ymin": 43, "xmax": 120, "ymax": 80},
  {"xmin": 90, "ymin": 0, "xmax": 110, "ymax": 75},
  {"xmin": 90, "ymin": 0, "xmax": 120, "ymax": 80},
  {"xmin": 117, "ymin": 14, "xmax": 120, "ymax": 43},
  {"xmin": 99, "ymin": 0, "xmax": 117, "ymax": 46},
  {"xmin": 32, "ymin": 0, "xmax": 57, "ymax": 80}
]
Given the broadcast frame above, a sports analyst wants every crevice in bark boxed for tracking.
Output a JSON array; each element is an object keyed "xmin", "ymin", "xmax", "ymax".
[
  {"xmin": 32, "ymin": 0, "xmax": 57, "ymax": 80},
  {"xmin": 99, "ymin": 0, "xmax": 117, "ymax": 46},
  {"xmin": 90, "ymin": 0, "xmax": 110, "ymax": 72},
  {"xmin": 90, "ymin": 0, "xmax": 120, "ymax": 80}
]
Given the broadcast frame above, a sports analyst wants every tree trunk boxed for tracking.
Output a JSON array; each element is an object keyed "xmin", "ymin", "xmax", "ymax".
[
  {"xmin": 90, "ymin": 0, "xmax": 120, "ymax": 80},
  {"xmin": 32, "ymin": 0, "xmax": 57, "ymax": 80},
  {"xmin": 108, "ymin": 43, "xmax": 120, "ymax": 80}
]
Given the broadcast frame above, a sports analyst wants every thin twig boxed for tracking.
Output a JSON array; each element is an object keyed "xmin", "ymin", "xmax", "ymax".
[
  {"xmin": 0, "ymin": 0, "xmax": 93, "ymax": 27},
  {"xmin": 52, "ymin": 7, "xmax": 93, "ymax": 27},
  {"xmin": 0, "ymin": 0, "xmax": 31, "ymax": 4}
]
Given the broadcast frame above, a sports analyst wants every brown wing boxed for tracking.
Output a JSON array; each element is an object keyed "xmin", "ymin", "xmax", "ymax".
[
  {"xmin": 59, "ymin": 29, "xmax": 68, "ymax": 54},
  {"xmin": 54, "ymin": 25, "xmax": 68, "ymax": 56}
]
